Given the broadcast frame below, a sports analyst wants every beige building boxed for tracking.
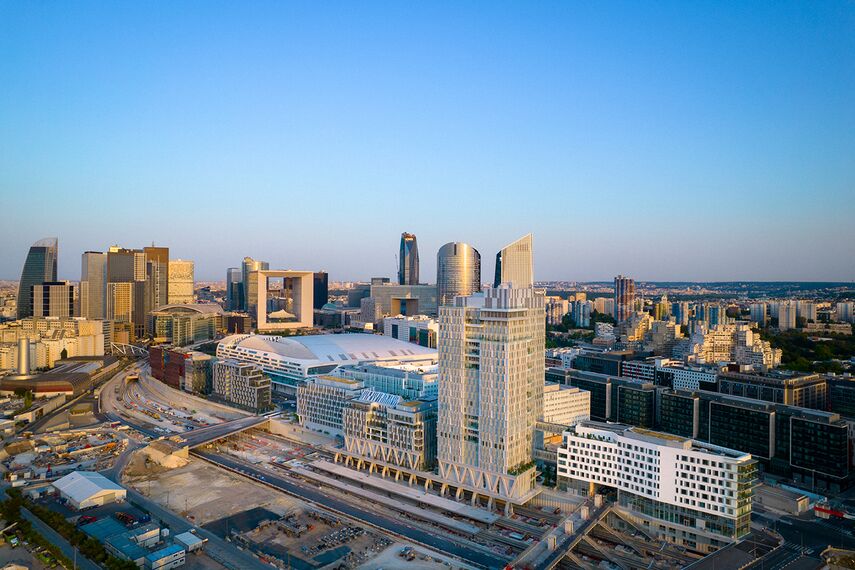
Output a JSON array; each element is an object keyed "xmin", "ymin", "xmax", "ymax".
[
  {"xmin": 542, "ymin": 383, "xmax": 590, "ymax": 425},
  {"xmin": 437, "ymin": 283, "xmax": 545, "ymax": 507},
  {"xmin": 167, "ymin": 259, "xmax": 195, "ymax": 304},
  {"xmin": 297, "ymin": 375, "xmax": 364, "ymax": 437}
]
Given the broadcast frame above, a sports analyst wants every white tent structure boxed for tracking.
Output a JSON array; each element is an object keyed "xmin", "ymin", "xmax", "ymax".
[{"xmin": 52, "ymin": 471, "xmax": 126, "ymax": 510}]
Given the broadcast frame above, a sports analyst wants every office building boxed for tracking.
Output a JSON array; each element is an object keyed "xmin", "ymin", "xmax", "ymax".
[
  {"xmin": 167, "ymin": 259, "xmax": 194, "ymax": 304},
  {"xmin": 398, "ymin": 232, "xmax": 420, "ymax": 285},
  {"xmin": 437, "ymin": 284, "xmax": 545, "ymax": 505},
  {"xmin": 241, "ymin": 257, "xmax": 269, "ymax": 311},
  {"xmin": 226, "ymin": 268, "xmax": 243, "ymax": 311},
  {"xmin": 217, "ymin": 332, "xmax": 437, "ymax": 393},
  {"xmin": 718, "ymin": 369, "xmax": 826, "ymax": 409},
  {"xmin": 80, "ymin": 252, "xmax": 107, "ymax": 320},
  {"xmin": 212, "ymin": 359, "xmax": 271, "ymax": 413},
  {"xmin": 337, "ymin": 360, "xmax": 438, "ymax": 400},
  {"xmin": 368, "ymin": 281, "xmax": 438, "ymax": 319},
  {"xmin": 150, "ymin": 304, "xmax": 223, "ymax": 346},
  {"xmin": 572, "ymin": 350, "xmax": 635, "ymax": 377},
  {"xmin": 658, "ymin": 390, "xmax": 850, "ymax": 491},
  {"xmin": 654, "ymin": 295, "xmax": 670, "ymax": 320},
  {"xmin": 107, "ymin": 282, "xmax": 134, "ymax": 324},
  {"xmin": 342, "ymin": 393, "xmax": 438, "ymax": 471},
  {"xmin": 672, "ymin": 301, "xmax": 690, "ymax": 326},
  {"xmin": 613, "ymin": 275, "xmax": 636, "ymax": 323},
  {"xmin": 493, "ymin": 233, "xmax": 534, "ymax": 288},
  {"xmin": 436, "ymin": 242, "xmax": 481, "ymax": 307},
  {"xmin": 31, "ymin": 282, "xmax": 75, "ymax": 318},
  {"xmin": 382, "ymin": 314, "xmax": 438, "ymax": 348},
  {"xmin": 246, "ymin": 269, "xmax": 314, "ymax": 331},
  {"xmin": 150, "ymin": 347, "xmax": 213, "ymax": 393},
  {"xmin": 542, "ymin": 383, "xmax": 590, "ymax": 425},
  {"xmin": 566, "ymin": 370, "xmax": 658, "ymax": 428},
  {"xmin": 144, "ymin": 246, "xmax": 170, "ymax": 311},
  {"xmin": 557, "ymin": 422, "xmax": 755, "ymax": 552},
  {"xmin": 313, "ymin": 271, "xmax": 329, "ymax": 310},
  {"xmin": 297, "ymin": 375, "xmax": 365, "ymax": 436},
  {"xmin": 16, "ymin": 238, "xmax": 58, "ymax": 319}
]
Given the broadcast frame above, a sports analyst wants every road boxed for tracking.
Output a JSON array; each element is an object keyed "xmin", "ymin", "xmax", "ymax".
[
  {"xmin": 20, "ymin": 507, "xmax": 101, "ymax": 570},
  {"xmin": 751, "ymin": 509, "xmax": 855, "ymax": 569},
  {"xmin": 194, "ymin": 449, "xmax": 509, "ymax": 569}
]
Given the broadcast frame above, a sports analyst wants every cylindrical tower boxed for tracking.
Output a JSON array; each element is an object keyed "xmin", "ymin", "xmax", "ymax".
[
  {"xmin": 17, "ymin": 338, "xmax": 30, "ymax": 376},
  {"xmin": 437, "ymin": 242, "xmax": 481, "ymax": 307}
]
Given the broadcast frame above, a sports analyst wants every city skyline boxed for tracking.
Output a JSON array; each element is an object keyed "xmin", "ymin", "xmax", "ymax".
[{"xmin": 2, "ymin": 3, "xmax": 854, "ymax": 282}]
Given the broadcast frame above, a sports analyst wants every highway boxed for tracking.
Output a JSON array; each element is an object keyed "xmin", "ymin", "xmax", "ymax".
[{"xmin": 193, "ymin": 449, "xmax": 511, "ymax": 570}]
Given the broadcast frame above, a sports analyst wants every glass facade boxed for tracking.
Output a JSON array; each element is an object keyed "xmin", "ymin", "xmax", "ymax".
[
  {"xmin": 17, "ymin": 238, "xmax": 58, "ymax": 319},
  {"xmin": 436, "ymin": 242, "xmax": 480, "ymax": 307}
]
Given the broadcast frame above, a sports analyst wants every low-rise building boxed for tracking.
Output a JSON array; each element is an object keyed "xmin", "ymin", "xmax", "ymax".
[
  {"xmin": 557, "ymin": 422, "xmax": 756, "ymax": 553},
  {"xmin": 212, "ymin": 359, "xmax": 272, "ymax": 414},
  {"xmin": 52, "ymin": 471, "xmax": 127, "ymax": 509},
  {"xmin": 297, "ymin": 375, "xmax": 364, "ymax": 437},
  {"xmin": 382, "ymin": 314, "xmax": 438, "ymax": 348},
  {"xmin": 542, "ymin": 383, "xmax": 589, "ymax": 425},
  {"xmin": 342, "ymin": 392, "xmax": 438, "ymax": 471}
]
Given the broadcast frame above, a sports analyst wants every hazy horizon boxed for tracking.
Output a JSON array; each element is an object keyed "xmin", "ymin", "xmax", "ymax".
[{"xmin": 2, "ymin": 3, "xmax": 853, "ymax": 282}]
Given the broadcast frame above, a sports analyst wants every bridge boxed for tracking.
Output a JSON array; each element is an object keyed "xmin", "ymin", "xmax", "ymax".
[
  {"xmin": 174, "ymin": 415, "xmax": 272, "ymax": 448},
  {"xmin": 111, "ymin": 343, "xmax": 149, "ymax": 357}
]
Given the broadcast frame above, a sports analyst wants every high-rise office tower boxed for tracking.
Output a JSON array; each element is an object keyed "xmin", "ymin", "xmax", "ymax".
[
  {"xmin": 107, "ymin": 247, "xmax": 149, "ymax": 339},
  {"xmin": 32, "ymin": 281, "xmax": 75, "ymax": 318},
  {"xmin": 241, "ymin": 257, "xmax": 269, "ymax": 311},
  {"xmin": 436, "ymin": 242, "xmax": 481, "ymax": 307},
  {"xmin": 107, "ymin": 282, "xmax": 134, "ymax": 323},
  {"xmin": 313, "ymin": 272, "xmax": 329, "ymax": 310},
  {"xmin": 144, "ymin": 246, "xmax": 169, "ymax": 310},
  {"xmin": 398, "ymin": 232, "xmax": 419, "ymax": 285},
  {"xmin": 437, "ymin": 284, "xmax": 545, "ymax": 507},
  {"xmin": 167, "ymin": 259, "xmax": 194, "ymax": 304},
  {"xmin": 226, "ymin": 268, "xmax": 243, "ymax": 311},
  {"xmin": 613, "ymin": 275, "xmax": 636, "ymax": 324},
  {"xmin": 16, "ymin": 238, "xmax": 58, "ymax": 319},
  {"xmin": 493, "ymin": 233, "xmax": 533, "ymax": 288},
  {"xmin": 80, "ymin": 252, "xmax": 107, "ymax": 319}
]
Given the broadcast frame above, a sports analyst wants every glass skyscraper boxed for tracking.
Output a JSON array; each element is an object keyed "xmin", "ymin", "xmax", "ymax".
[
  {"xmin": 436, "ymin": 242, "xmax": 480, "ymax": 307},
  {"xmin": 17, "ymin": 237, "xmax": 58, "ymax": 319},
  {"xmin": 493, "ymin": 233, "xmax": 533, "ymax": 288},
  {"xmin": 613, "ymin": 274, "xmax": 636, "ymax": 324},
  {"xmin": 398, "ymin": 232, "xmax": 419, "ymax": 285}
]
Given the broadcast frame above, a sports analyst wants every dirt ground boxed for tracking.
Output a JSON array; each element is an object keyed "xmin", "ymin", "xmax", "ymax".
[
  {"xmin": 357, "ymin": 542, "xmax": 478, "ymax": 570},
  {"xmin": 123, "ymin": 455, "xmax": 302, "ymax": 525}
]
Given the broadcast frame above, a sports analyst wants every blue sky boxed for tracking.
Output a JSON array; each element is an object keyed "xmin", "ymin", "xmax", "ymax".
[{"xmin": 1, "ymin": 2, "xmax": 853, "ymax": 282}]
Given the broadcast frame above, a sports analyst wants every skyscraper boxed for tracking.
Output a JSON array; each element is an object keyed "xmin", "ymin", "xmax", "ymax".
[
  {"xmin": 437, "ymin": 284, "xmax": 545, "ymax": 507},
  {"xmin": 313, "ymin": 271, "xmax": 329, "ymax": 310},
  {"xmin": 226, "ymin": 268, "xmax": 243, "ymax": 311},
  {"xmin": 16, "ymin": 238, "xmax": 58, "ymax": 319},
  {"xmin": 493, "ymin": 234, "xmax": 533, "ymax": 288},
  {"xmin": 613, "ymin": 275, "xmax": 636, "ymax": 324},
  {"xmin": 167, "ymin": 259, "xmax": 194, "ymax": 304},
  {"xmin": 144, "ymin": 246, "xmax": 169, "ymax": 310},
  {"xmin": 80, "ymin": 252, "xmax": 107, "ymax": 319},
  {"xmin": 398, "ymin": 233, "xmax": 419, "ymax": 285},
  {"xmin": 436, "ymin": 242, "xmax": 481, "ymax": 307},
  {"xmin": 241, "ymin": 257, "xmax": 269, "ymax": 311}
]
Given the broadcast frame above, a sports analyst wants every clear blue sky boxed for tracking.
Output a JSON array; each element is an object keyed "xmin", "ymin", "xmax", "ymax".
[{"xmin": 1, "ymin": 2, "xmax": 853, "ymax": 282}]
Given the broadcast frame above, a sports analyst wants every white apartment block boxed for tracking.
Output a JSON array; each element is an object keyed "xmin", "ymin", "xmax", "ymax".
[
  {"xmin": 213, "ymin": 359, "xmax": 271, "ymax": 413},
  {"xmin": 437, "ymin": 284, "xmax": 545, "ymax": 505},
  {"xmin": 749, "ymin": 303, "xmax": 767, "ymax": 325},
  {"xmin": 542, "ymin": 383, "xmax": 590, "ymax": 425},
  {"xmin": 676, "ymin": 323, "xmax": 780, "ymax": 369},
  {"xmin": 297, "ymin": 375, "xmax": 364, "ymax": 437},
  {"xmin": 557, "ymin": 422, "xmax": 756, "ymax": 552},
  {"xmin": 776, "ymin": 301, "xmax": 797, "ymax": 331},
  {"xmin": 341, "ymin": 392, "xmax": 438, "ymax": 472},
  {"xmin": 382, "ymin": 314, "xmax": 438, "ymax": 348},
  {"xmin": 545, "ymin": 347, "xmax": 582, "ymax": 369}
]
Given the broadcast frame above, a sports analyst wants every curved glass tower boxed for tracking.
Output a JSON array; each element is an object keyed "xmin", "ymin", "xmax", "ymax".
[
  {"xmin": 17, "ymin": 237, "xmax": 58, "ymax": 319},
  {"xmin": 436, "ymin": 242, "xmax": 480, "ymax": 307}
]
